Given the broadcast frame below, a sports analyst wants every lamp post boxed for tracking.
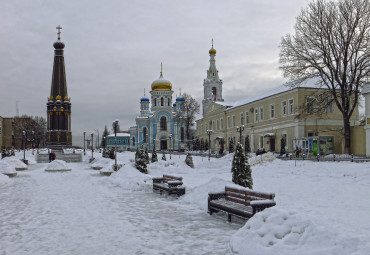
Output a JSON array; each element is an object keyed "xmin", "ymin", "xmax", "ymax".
[
  {"xmin": 113, "ymin": 119, "xmax": 119, "ymax": 170},
  {"xmin": 31, "ymin": 131, "xmax": 35, "ymax": 155},
  {"xmin": 22, "ymin": 130, "xmax": 26, "ymax": 163},
  {"xmin": 206, "ymin": 130, "xmax": 212, "ymax": 161},
  {"xmin": 91, "ymin": 133, "xmax": 94, "ymax": 160},
  {"xmin": 83, "ymin": 132, "xmax": 86, "ymax": 155},
  {"xmin": 103, "ymin": 136, "xmax": 106, "ymax": 149},
  {"xmin": 236, "ymin": 125, "xmax": 245, "ymax": 144},
  {"xmin": 95, "ymin": 129, "xmax": 99, "ymax": 149},
  {"xmin": 169, "ymin": 134, "xmax": 172, "ymax": 160}
]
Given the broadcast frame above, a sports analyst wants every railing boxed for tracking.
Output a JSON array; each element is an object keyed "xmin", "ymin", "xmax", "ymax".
[{"xmin": 276, "ymin": 153, "xmax": 370, "ymax": 162}]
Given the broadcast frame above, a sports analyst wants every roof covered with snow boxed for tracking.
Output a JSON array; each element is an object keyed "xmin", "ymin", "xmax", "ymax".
[{"xmin": 107, "ymin": 133, "xmax": 130, "ymax": 137}]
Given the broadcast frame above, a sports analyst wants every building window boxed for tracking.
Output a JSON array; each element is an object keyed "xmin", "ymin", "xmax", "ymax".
[
  {"xmin": 254, "ymin": 108, "xmax": 259, "ymax": 122},
  {"xmin": 326, "ymin": 98, "xmax": 333, "ymax": 113},
  {"xmin": 161, "ymin": 97, "xmax": 164, "ymax": 106},
  {"xmin": 220, "ymin": 118, "xmax": 223, "ymax": 129},
  {"xmin": 306, "ymin": 97, "xmax": 315, "ymax": 113},
  {"xmin": 132, "ymin": 137, "xmax": 135, "ymax": 146},
  {"xmin": 143, "ymin": 127, "xmax": 147, "ymax": 143},
  {"xmin": 260, "ymin": 107, "xmax": 264, "ymax": 121},
  {"xmin": 232, "ymin": 115, "xmax": 236, "ymax": 127},
  {"xmin": 160, "ymin": 116, "xmax": 167, "ymax": 130},
  {"xmin": 154, "ymin": 98, "xmax": 157, "ymax": 106},
  {"xmin": 212, "ymin": 87, "xmax": 217, "ymax": 96},
  {"xmin": 227, "ymin": 116, "xmax": 231, "ymax": 128},
  {"xmin": 216, "ymin": 119, "xmax": 219, "ymax": 130},
  {"xmin": 181, "ymin": 127, "xmax": 185, "ymax": 142},
  {"xmin": 240, "ymin": 113, "xmax": 244, "ymax": 125},
  {"xmin": 282, "ymin": 101, "xmax": 287, "ymax": 116},
  {"xmin": 168, "ymin": 98, "xmax": 170, "ymax": 106},
  {"xmin": 289, "ymin": 99, "xmax": 294, "ymax": 114},
  {"xmin": 245, "ymin": 112, "xmax": 249, "ymax": 124},
  {"xmin": 270, "ymin": 104, "xmax": 275, "ymax": 119}
]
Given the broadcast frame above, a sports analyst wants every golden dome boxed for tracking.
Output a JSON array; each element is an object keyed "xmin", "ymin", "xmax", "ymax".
[
  {"xmin": 209, "ymin": 47, "xmax": 216, "ymax": 55},
  {"xmin": 151, "ymin": 73, "xmax": 172, "ymax": 90}
]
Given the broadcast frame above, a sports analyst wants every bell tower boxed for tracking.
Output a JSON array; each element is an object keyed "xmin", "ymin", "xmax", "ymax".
[
  {"xmin": 46, "ymin": 25, "xmax": 72, "ymax": 146},
  {"xmin": 202, "ymin": 39, "xmax": 223, "ymax": 115}
]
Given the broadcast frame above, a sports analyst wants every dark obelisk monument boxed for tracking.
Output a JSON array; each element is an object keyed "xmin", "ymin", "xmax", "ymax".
[{"xmin": 46, "ymin": 25, "xmax": 72, "ymax": 146}]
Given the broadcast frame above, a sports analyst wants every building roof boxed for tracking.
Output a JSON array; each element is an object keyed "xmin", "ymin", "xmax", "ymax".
[
  {"xmin": 227, "ymin": 77, "xmax": 323, "ymax": 110},
  {"xmin": 107, "ymin": 133, "xmax": 130, "ymax": 137}
]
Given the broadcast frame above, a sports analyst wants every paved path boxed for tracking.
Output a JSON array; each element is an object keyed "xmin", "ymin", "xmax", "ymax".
[{"xmin": 0, "ymin": 164, "xmax": 239, "ymax": 255}]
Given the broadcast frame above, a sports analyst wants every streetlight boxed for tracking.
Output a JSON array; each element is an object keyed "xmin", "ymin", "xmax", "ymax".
[
  {"xmin": 91, "ymin": 133, "xmax": 94, "ymax": 160},
  {"xmin": 95, "ymin": 129, "xmax": 99, "ymax": 149},
  {"xmin": 236, "ymin": 125, "xmax": 245, "ymax": 144},
  {"xmin": 31, "ymin": 131, "xmax": 35, "ymax": 155},
  {"xmin": 169, "ymin": 134, "xmax": 172, "ymax": 159},
  {"xmin": 103, "ymin": 136, "xmax": 106, "ymax": 149},
  {"xmin": 113, "ymin": 119, "xmax": 119, "ymax": 170},
  {"xmin": 83, "ymin": 132, "xmax": 86, "ymax": 155},
  {"xmin": 206, "ymin": 130, "xmax": 212, "ymax": 161},
  {"xmin": 22, "ymin": 130, "xmax": 26, "ymax": 163}
]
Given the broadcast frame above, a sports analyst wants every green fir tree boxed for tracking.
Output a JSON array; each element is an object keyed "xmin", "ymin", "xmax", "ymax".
[
  {"xmin": 231, "ymin": 143, "xmax": 253, "ymax": 189},
  {"xmin": 162, "ymin": 152, "xmax": 167, "ymax": 161},
  {"xmin": 135, "ymin": 149, "xmax": 148, "ymax": 174},
  {"xmin": 151, "ymin": 144, "xmax": 158, "ymax": 163},
  {"xmin": 280, "ymin": 136, "xmax": 286, "ymax": 155},
  {"xmin": 144, "ymin": 148, "xmax": 150, "ymax": 164},
  {"xmin": 229, "ymin": 139, "xmax": 234, "ymax": 153}
]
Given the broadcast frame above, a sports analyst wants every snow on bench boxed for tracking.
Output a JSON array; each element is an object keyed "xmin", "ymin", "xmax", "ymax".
[
  {"xmin": 152, "ymin": 174, "xmax": 186, "ymax": 197},
  {"xmin": 208, "ymin": 186, "xmax": 276, "ymax": 222}
]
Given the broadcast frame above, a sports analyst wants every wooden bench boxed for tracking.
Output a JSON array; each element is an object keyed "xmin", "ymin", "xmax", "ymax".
[
  {"xmin": 152, "ymin": 174, "xmax": 186, "ymax": 197},
  {"xmin": 208, "ymin": 186, "xmax": 276, "ymax": 222}
]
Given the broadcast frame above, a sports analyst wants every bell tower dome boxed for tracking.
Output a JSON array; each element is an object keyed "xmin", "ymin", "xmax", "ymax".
[{"xmin": 202, "ymin": 39, "xmax": 223, "ymax": 115}]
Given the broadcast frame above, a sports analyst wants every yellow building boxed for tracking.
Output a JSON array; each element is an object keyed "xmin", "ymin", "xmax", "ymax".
[{"xmin": 196, "ymin": 46, "xmax": 364, "ymax": 155}]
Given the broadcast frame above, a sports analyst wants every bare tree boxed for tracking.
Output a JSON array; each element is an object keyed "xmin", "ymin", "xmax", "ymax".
[
  {"xmin": 279, "ymin": 0, "xmax": 369, "ymax": 154},
  {"xmin": 14, "ymin": 115, "xmax": 47, "ymax": 148},
  {"xmin": 175, "ymin": 93, "xmax": 200, "ymax": 148}
]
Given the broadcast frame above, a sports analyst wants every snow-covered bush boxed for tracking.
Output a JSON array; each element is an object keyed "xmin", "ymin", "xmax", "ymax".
[
  {"xmin": 185, "ymin": 153, "xmax": 194, "ymax": 168},
  {"xmin": 231, "ymin": 143, "xmax": 253, "ymax": 189},
  {"xmin": 161, "ymin": 153, "xmax": 166, "ymax": 161}
]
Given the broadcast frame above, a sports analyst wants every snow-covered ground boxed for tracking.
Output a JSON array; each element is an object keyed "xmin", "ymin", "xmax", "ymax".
[{"xmin": 0, "ymin": 151, "xmax": 369, "ymax": 255}]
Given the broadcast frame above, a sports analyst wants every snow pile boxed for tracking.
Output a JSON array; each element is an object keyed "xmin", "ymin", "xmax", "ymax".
[
  {"xmin": 248, "ymin": 152, "xmax": 275, "ymax": 166},
  {"xmin": 0, "ymin": 172, "xmax": 12, "ymax": 185},
  {"xmin": 230, "ymin": 208, "xmax": 360, "ymax": 255},
  {"xmin": 45, "ymin": 160, "xmax": 71, "ymax": 172},
  {"xmin": 1, "ymin": 157, "xmax": 28, "ymax": 170},
  {"xmin": 107, "ymin": 164, "xmax": 153, "ymax": 192},
  {"xmin": 181, "ymin": 177, "xmax": 234, "ymax": 211},
  {"xmin": 38, "ymin": 148, "xmax": 49, "ymax": 155},
  {"xmin": 91, "ymin": 157, "xmax": 113, "ymax": 169},
  {"xmin": 0, "ymin": 161, "xmax": 17, "ymax": 176}
]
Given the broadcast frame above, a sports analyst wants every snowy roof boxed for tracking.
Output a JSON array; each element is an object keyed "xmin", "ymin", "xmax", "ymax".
[
  {"xmin": 227, "ymin": 77, "xmax": 323, "ymax": 110},
  {"xmin": 107, "ymin": 133, "xmax": 130, "ymax": 137}
]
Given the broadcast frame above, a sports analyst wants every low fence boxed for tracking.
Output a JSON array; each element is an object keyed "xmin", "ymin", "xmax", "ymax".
[{"xmin": 276, "ymin": 153, "xmax": 370, "ymax": 163}]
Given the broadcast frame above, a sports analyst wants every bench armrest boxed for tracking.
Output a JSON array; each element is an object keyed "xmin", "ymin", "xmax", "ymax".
[
  {"xmin": 152, "ymin": 177, "xmax": 164, "ymax": 183},
  {"xmin": 208, "ymin": 192, "xmax": 226, "ymax": 201},
  {"xmin": 251, "ymin": 199, "xmax": 276, "ymax": 214}
]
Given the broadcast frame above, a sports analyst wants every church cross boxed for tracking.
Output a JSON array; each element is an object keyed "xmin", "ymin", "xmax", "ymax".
[{"xmin": 56, "ymin": 25, "xmax": 62, "ymax": 40}]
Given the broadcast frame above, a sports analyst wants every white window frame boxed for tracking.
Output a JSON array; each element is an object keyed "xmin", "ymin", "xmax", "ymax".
[
  {"xmin": 326, "ymin": 98, "xmax": 333, "ymax": 113},
  {"xmin": 254, "ymin": 108, "xmax": 259, "ymax": 122},
  {"xmin": 220, "ymin": 118, "xmax": 224, "ymax": 130},
  {"xmin": 270, "ymin": 104, "xmax": 275, "ymax": 119},
  {"xmin": 260, "ymin": 107, "xmax": 264, "ymax": 121},
  {"xmin": 240, "ymin": 112, "xmax": 244, "ymax": 125},
  {"xmin": 227, "ymin": 116, "xmax": 231, "ymax": 128},
  {"xmin": 216, "ymin": 119, "xmax": 219, "ymax": 130},
  {"xmin": 282, "ymin": 101, "xmax": 287, "ymax": 116},
  {"xmin": 232, "ymin": 115, "xmax": 236, "ymax": 127},
  {"xmin": 245, "ymin": 112, "xmax": 249, "ymax": 124},
  {"xmin": 289, "ymin": 98, "xmax": 294, "ymax": 115}
]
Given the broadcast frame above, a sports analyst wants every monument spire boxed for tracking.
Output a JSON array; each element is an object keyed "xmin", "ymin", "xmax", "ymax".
[{"xmin": 46, "ymin": 26, "xmax": 72, "ymax": 146}]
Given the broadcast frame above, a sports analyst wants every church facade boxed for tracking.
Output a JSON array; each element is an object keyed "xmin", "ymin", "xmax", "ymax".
[{"xmin": 129, "ymin": 68, "xmax": 187, "ymax": 151}]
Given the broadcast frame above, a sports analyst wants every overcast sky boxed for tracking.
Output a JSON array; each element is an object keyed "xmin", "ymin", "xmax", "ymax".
[{"xmin": 0, "ymin": 0, "xmax": 310, "ymax": 143}]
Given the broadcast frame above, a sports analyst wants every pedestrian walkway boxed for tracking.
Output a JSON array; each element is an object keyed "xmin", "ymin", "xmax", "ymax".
[{"xmin": 0, "ymin": 163, "xmax": 239, "ymax": 255}]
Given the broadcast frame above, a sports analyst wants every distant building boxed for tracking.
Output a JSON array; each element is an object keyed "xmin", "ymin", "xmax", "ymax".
[
  {"xmin": 196, "ymin": 45, "xmax": 364, "ymax": 155},
  {"xmin": 106, "ymin": 133, "xmax": 130, "ymax": 151},
  {"xmin": 129, "ymin": 66, "xmax": 187, "ymax": 151}
]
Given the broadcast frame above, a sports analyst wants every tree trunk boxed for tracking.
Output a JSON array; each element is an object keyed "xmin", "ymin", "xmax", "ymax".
[{"xmin": 343, "ymin": 116, "xmax": 351, "ymax": 155}]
